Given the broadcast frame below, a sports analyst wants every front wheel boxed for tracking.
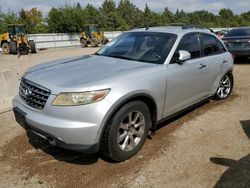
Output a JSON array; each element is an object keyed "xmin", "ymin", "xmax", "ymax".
[
  {"xmin": 80, "ymin": 38, "xmax": 88, "ymax": 47},
  {"xmin": 214, "ymin": 72, "xmax": 234, "ymax": 100},
  {"xmin": 101, "ymin": 101, "xmax": 151, "ymax": 162},
  {"xmin": 29, "ymin": 40, "xmax": 37, "ymax": 53},
  {"xmin": 10, "ymin": 41, "xmax": 17, "ymax": 54},
  {"xmin": 90, "ymin": 37, "xmax": 99, "ymax": 47},
  {"xmin": 2, "ymin": 43, "xmax": 10, "ymax": 54}
]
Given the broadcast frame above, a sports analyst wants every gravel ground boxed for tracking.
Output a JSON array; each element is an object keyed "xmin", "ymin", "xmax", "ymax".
[{"xmin": 0, "ymin": 49, "xmax": 249, "ymax": 188}]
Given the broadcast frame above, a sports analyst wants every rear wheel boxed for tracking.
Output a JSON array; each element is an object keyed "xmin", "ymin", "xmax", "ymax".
[
  {"xmin": 102, "ymin": 37, "xmax": 109, "ymax": 45},
  {"xmin": 214, "ymin": 72, "xmax": 234, "ymax": 100},
  {"xmin": 2, "ymin": 43, "xmax": 10, "ymax": 54},
  {"xmin": 10, "ymin": 42, "xmax": 17, "ymax": 54},
  {"xmin": 29, "ymin": 40, "xmax": 37, "ymax": 53},
  {"xmin": 80, "ymin": 38, "xmax": 88, "ymax": 47},
  {"xmin": 90, "ymin": 37, "xmax": 99, "ymax": 47},
  {"xmin": 101, "ymin": 101, "xmax": 151, "ymax": 162}
]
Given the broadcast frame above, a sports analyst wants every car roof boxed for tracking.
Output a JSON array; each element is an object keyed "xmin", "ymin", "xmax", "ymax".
[{"xmin": 130, "ymin": 26, "xmax": 213, "ymax": 36}]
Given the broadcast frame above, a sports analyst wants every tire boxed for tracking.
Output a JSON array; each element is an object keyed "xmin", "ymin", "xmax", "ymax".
[
  {"xmin": 102, "ymin": 37, "xmax": 109, "ymax": 45},
  {"xmin": 2, "ymin": 43, "xmax": 10, "ymax": 54},
  {"xmin": 214, "ymin": 72, "xmax": 234, "ymax": 100},
  {"xmin": 80, "ymin": 38, "xmax": 88, "ymax": 47},
  {"xmin": 101, "ymin": 101, "xmax": 151, "ymax": 162},
  {"xmin": 10, "ymin": 42, "xmax": 17, "ymax": 54},
  {"xmin": 29, "ymin": 40, "xmax": 37, "ymax": 53},
  {"xmin": 90, "ymin": 37, "xmax": 99, "ymax": 47}
]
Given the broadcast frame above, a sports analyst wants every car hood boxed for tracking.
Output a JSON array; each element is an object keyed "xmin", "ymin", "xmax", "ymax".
[{"xmin": 24, "ymin": 55, "xmax": 156, "ymax": 94}]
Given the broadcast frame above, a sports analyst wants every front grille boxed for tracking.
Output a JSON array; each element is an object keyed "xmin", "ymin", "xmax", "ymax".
[{"xmin": 19, "ymin": 78, "xmax": 51, "ymax": 110}]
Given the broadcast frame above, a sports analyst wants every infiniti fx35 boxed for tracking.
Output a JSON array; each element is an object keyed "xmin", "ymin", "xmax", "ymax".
[{"xmin": 13, "ymin": 26, "xmax": 234, "ymax": 162}]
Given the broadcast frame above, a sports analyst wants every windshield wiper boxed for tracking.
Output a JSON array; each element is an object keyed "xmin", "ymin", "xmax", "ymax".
[
  {"xmin": 102, "ymin": 54, "xmax": 136, "ymax": 61},
  {"xmin": 94, "ymin": 52, "xmax": 101, "ymax": 55}
]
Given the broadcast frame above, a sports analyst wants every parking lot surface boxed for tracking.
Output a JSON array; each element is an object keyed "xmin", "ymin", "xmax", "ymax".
[{"xmin": 0, "ymin": 48, "xmax": 249, "ymax": 188}]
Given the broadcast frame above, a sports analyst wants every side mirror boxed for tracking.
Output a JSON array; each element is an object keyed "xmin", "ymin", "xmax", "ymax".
[{"xmin": 178, "ymin": 50, "xmax": 191, "ymax": 63}]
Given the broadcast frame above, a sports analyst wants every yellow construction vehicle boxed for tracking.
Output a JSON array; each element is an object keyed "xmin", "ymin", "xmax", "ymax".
[
  {"xmin": 0, "ymin": 24, "xmax": 36, "ymax": 55},
  {"xmin": 80, "ymin": 25, "xmax": 109, "ymax": 47}
]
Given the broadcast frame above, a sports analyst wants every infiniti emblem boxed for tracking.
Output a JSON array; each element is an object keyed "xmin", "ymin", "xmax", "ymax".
[{"xmin": 23, "ymin": 88, "xmax": 32, "ymax": 97}]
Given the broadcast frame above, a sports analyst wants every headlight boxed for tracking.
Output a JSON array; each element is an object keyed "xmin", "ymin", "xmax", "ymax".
[{"xmin": 52, "ymin": 89, "xmax": 110, "ymax": 106}]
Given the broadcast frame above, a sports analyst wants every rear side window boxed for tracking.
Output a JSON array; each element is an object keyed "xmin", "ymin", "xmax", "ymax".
[
  {"xmin": 200, "ymin": 34, "xmax": 226, "ymax": 56},
  {"xmin": 225, "ymin": 28, "xmax": 250, "ymax": 37},
  {"xmin": 176, "ymin": 33, "xmax": 201, "ymax": 59}
]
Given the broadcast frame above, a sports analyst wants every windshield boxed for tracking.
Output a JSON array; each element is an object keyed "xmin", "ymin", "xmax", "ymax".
[
  {"xmin": 225, "ymin": 28, "xmax": 250, "ymax": 37},
  {"xmin": 96, "ymin": 32, "xmax": 177, "ymax": 64},
  {"xmin": 15, "ymin": 26, "xmax": 26, "ymax": 34},
  {"xmin": 8, "ymin": 26, "xmax": 16, "ymax": 35},
  {"xmin": 8, "ymin": 25, "xmax": 26, "ymax": 35},
  {"xmin": 89, "ymin": 25, "xmax": 98, "ymax": 33}
]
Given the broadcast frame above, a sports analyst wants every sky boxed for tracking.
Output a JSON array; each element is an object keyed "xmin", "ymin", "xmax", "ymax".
[{"xmin": 0, "ymin": 0, "xmax": 249, "ymax": 15}]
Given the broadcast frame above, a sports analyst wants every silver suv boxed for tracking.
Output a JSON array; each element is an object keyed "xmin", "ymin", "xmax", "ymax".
[{"xmin": 13, "ymin": 26, "xmax": 234, "ymax": 162}]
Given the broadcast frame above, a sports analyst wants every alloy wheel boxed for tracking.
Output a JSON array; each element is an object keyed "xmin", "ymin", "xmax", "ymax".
[
  {"xmin": 117, "ymin": 111, "xmax": 145, "ymax": 152},
  {"xmin": 217, "ymin": 75, "xmax": 231, "ymax": 99}
]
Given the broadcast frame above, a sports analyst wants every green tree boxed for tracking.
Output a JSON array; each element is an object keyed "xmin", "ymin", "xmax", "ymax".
[
  {"xmin": 19, "ymin": 8, "xmax": 46, "ymax": 33},
  {"xmin": 83, "ymin": 4, "xmax": 101, "ymax": 25},
  {"xmin": 0, "ymin": 7, "xmax": 5, "ymax": 33},
  {"xmin": 144, "ymin": 3, "xmax": 151, "ymax": 27},
  {"xmin": 174, "ymin": 9, "xmax": 189, "ymax": 24},
  {"xmin": 219, "ymin": 8, "xmax": 238, "ymax": 27},
  {"xmin": 117, "ymin": 0, "xmax": 139, "ymax": 30},
  {"xmin": 162, "ymin": 7, "xmax": 174, "ymax": 24},
  {"xmin": 240, "ymin": 11, "xmax": 250, "ymax": 26},
  {"xmin": 47, "ymin": 7, "xmax": 63, "ymax": 32},
  {"xmin": 99, "ymin": 0, "xmax": 122, "ymax": 31}
]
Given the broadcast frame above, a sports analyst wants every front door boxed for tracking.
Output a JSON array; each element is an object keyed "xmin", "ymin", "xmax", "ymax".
[{"xmin": 163, "ymin": 33, "xmax": 207, "ymax": 117}]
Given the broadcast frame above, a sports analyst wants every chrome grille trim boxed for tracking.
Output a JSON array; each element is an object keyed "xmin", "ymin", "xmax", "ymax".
[{"xmin": 19, "ymin": 78, "xmax": 51, "ymax": 110}]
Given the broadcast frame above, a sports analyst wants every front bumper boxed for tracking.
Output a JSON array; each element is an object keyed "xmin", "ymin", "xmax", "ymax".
[{"xmin": 12, "ymin": 94, "xmax": 112, "ymax": 152}]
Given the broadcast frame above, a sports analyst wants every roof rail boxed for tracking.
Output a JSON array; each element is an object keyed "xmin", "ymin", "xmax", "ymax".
[
  {"xmin": 182, "ymin": 24, "xmax": 214, "ymax": 33},
  {"xmin": 169, "ymin": 23, "xmax": 185, "ymax": 26}
]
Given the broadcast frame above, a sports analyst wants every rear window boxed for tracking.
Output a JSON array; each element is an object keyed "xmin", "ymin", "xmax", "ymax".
[{"xmin": 225, "ymin": 28, "xmax": 250, "ymax": 37}]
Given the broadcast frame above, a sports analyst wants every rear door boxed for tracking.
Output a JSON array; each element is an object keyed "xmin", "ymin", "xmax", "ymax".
[
  {"xmin": 163, "ymin": 33, "xmax": 207, "ymax": 117},
  {"xmin": 199, "ymin": 33, "xmax": 228, "ymax": 96}
]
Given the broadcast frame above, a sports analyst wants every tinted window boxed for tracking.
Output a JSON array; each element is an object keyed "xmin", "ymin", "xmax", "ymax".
[
  {"xmin": 97, "ymin": 32, "xmax": 177, "ymax": 64},
  {"xmin": 217, "ymin": 40, "xmax": 227, "ymax": 53},
  {"xmin": 200, "ymin": 34, "xmax": 225, "ymax": 56},
  {"xmin": 176, "ymin": 33, "xmax": 201, "ymax": 59},
  {"xmin": 225, "ymin": 28, "xmax": 250, "ymax": 37}
]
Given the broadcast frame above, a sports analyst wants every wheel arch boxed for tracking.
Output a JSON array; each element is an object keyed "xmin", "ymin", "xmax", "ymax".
[
  {"xmin": 211, "ymin": 68, "xmax": 234, "ymax": 95},
  {"xmin": 1, "ymin": 40, "xmax": 9, "ymax": 46},
  {"xmin": 98, "ymin": 93, "xmax": 158, "ymax": 147}
]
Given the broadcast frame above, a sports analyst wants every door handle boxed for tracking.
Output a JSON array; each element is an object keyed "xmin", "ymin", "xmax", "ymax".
[
  {"xmin": 198, "ymin": 63, "xmax": 206, "ymax": 69},
  {"xmin": 222, "ymin": 59, "xmax": 227, "ymax": 64}
]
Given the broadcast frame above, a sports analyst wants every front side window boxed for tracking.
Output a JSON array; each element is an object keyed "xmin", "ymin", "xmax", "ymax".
[
  {"xmin": 96, "ymin": 32, "xmax": 177, "ymax": 64},
  {"xmin": 171, "ymin": 33, "xmax": 200, "ymax": 63},
  {"xmin": 200, "ymin": 34, "xmax": 225, "ymax": 56},
  {"xmin": 177, "ymin": 33, "xmax": 201, "ymax": 59}
]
